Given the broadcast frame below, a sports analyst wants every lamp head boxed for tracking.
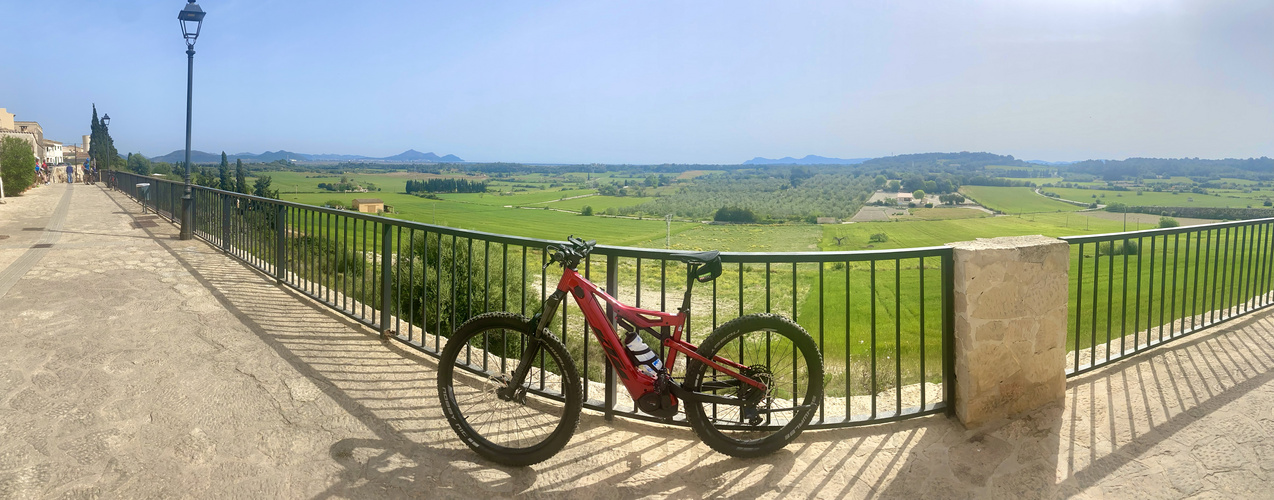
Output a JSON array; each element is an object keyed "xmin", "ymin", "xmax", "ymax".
[
  {"xmin": 101, "ymin": 114, "xmax": 110, "ymax": 126},
  {"xmin": 179, "ymin": 1, "xmax": 206, "ymax": 46}
]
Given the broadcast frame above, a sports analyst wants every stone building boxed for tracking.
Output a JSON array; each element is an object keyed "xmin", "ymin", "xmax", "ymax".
[
  {"xmin": 0, "ymin": 108, "xmax": 44, "ymax": 162},
  {"xmin": 352, "ymin": 198, "xmax": 385, "ymax": 214},
  {"xmin": 44, "ymin": 140, "xmax": 63, "ymax": 165}
]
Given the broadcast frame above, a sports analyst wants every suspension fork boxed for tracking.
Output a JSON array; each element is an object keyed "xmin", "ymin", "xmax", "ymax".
[{"xmin": 499, "ymin": 290, "xmax": 567, "ymax": 401}]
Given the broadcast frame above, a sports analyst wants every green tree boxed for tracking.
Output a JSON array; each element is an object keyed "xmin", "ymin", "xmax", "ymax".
[
  {"xmin": 885, "ymin": 180, "xmax": 901, "ymax": 192},
  {"xmin": 218, "ymin": 152, "xmax": 231, "ymax": 190},
  {"xmin": 234, "ymin": 159, "xmax": 247, "ymax": 194},
  {"xmin": 126, "ymin": 152, "xmax": 152, "ymax": 176},
  {"xmin": 912, "ymin": 189, "xmax": 925, "ymax": 201},
  {"xmin": 0, "ymin": 136, "xmax": 37, "ymax": 196},
  {"xmin": 873, "ymin": 175, "xmax": 887, "ymax": 188},
  {"xmin": 1159, "ymin": 217, "xmax": 1180, "ymax": 228},
  {"xmin": 195, "ymin": 167, "xmax": 219, "ymax": 187},
  {"xmin": 87, "ymin": 104, "xmax": 117, "ymax": 174},
  {"xmin": 580, "ymin": 205, "xmax": 593, "ymax": 216},
  {"xmin": 252, "ymin": 175, "xmax": 277, "ymax": 198}
]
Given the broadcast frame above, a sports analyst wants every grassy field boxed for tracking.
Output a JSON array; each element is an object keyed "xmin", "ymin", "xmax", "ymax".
[
  {"xmin": 820, "ymin": 212, "xmax": 1123, "ymax": 251},
  {"xmin": 545, "ymin": 195, "xmax": 654, "ymax": 212},
  {"xmin": 279, "ymin": 191, "xmax": 688, "ymax": 247},
  {"xmin": 1047, "ymin": 187, "xmax": 1274, "ymax": 209},
  {"xmin": 890, "ymin": 207, "xmax": 989, "ymax": 221},
  {"xmin": 960, "ymin": 186, "xmax": 1084, "ymax": 214}
]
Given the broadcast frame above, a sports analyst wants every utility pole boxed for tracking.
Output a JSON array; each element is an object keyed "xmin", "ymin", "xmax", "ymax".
[{"xmin": 666, "ymin": 214, "xmax": 672, "ymax": 248}]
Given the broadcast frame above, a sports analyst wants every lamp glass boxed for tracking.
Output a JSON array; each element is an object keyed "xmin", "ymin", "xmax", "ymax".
[{"xmin": 178, "ymin": 2, "xmax": 205, "ymax": 42}]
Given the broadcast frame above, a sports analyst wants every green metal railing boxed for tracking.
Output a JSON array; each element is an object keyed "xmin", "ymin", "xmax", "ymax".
[
  {"xmin": 1062, "ymin": 217, "xmax": 1274, "ymax": 376},
  {"xmin": 108, "ymin": 171, "xmax": 956, "ymax": 428}
]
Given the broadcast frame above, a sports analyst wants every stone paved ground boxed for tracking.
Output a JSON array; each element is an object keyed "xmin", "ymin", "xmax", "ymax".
[{"xmin": 1, "ymin": 183, "xmax": 1273, "ymax": 498}]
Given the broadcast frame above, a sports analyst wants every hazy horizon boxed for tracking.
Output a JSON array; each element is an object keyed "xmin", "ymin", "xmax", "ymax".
[{"xmin": 2, "ymin": 0, "xmax": 1271, "ymax": 164}]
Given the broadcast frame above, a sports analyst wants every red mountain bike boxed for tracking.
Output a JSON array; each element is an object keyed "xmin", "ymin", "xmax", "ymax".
[{"xmin": 437, "ymin": 237, "xmax": 824, "ymax": 466}]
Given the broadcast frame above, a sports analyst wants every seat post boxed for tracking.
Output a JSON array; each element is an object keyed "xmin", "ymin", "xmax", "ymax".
[{"xmin": 680, "ymin": 264, "xmax": 697, "ymax": 312}]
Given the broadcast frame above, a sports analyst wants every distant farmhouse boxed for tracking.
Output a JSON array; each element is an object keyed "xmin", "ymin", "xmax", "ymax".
[{"xmin": 352, "ymin": 198, "xmax": 385, "ymax": 214}]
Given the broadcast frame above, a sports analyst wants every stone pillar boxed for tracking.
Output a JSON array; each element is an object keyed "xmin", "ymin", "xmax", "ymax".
[{"xmin": 948, "ymin": 235, "xmax": 1069, "ymax": 428}]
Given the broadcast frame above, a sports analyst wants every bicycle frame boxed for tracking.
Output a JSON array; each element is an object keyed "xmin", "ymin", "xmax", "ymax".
[{"xmin": 530, "ymin": 265, "xmax": 768, "ymax": 405}]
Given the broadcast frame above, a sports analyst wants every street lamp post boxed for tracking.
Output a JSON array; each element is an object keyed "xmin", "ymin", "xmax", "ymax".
[{"xmin": 178, "ymin": 0, "xmax": 205, "ymax": 241}]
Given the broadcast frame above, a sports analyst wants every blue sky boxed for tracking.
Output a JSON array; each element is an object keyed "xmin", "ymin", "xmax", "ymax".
[{"xmin": 2, "ymin": 0, "xmax": 1271, "ymax": 164}]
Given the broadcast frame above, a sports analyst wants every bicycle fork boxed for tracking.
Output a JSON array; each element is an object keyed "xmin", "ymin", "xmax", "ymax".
[{"xmin": 497, "ymin": 290, "xmax": 567, "ymax": 403}]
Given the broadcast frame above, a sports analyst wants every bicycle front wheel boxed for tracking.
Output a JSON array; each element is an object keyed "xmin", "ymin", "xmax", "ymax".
[
  {"xmin": 437, "ymin": 312, "xmax": 582, "ymax": 466},
  {"xmin": 684, "ymin": 313, "xmax": 823, "ymax": 458}
]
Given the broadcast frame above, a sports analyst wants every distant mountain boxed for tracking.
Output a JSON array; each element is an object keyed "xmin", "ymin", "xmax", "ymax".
[
  {"xmin": 383, "ymin": 149, "xmax": 443, "ymax": 162},
  {"xmin": 744, "ymin": 155, "xmax": 871, "ymax": 165},
  {"xmin": 253, "ymin": 150, "xmax": 309, "ymax": 162},
  {"xmin": 1026, "ymin": 160, "xmax": 1079, "ymax": 166},
  {"xmin": 146, "ymin": 149, "xmax": 463, "ymax": 164},
  {"xmin": 149, "ymin": 150, "xmax": 224, "ymax": 164}
]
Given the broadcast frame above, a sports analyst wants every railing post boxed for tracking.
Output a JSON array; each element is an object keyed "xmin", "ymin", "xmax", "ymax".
[
  {"xmin": 948, "ymin": 236, "xmax": 1069, "ymax": 428},
  {"xmin": 380, "ymin": 222, "xmax": 393, "ymax": 339},
  {"xmin": 221, "ymin": 196, "xmax": 231, "ymax": 253},
  {"xmin": 275, "ymin": 203, "xmax": 287, "ymax": 285},
  {"xmin": 942, "ymin": 248, "xmax": 956, "ymax": 417},
  {"xmin": 604, "ymin": 253, "xmax": 618, "ymax": 421}
]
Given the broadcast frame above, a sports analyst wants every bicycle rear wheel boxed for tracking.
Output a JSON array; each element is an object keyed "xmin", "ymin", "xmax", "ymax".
[
  {"xmin": 437, "ymin": 312, "xmax": 582, "ymax": 466},
  {"xmin": 684, "ymin": 313, "xmax": 823, "ymax": 458}
]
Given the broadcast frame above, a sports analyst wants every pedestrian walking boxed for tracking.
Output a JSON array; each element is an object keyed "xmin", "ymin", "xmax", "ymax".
[{"xmin": 66, "ymin": 164, "xmax": 74, "ymax": 184}]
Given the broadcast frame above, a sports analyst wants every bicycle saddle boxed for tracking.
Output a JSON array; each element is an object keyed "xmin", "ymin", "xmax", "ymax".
[
  {"xmin": 676, "ymin": 251, "xmax": 722, "ymax": 282},
  {"xmin": 674, "ymin": 250, "xmax": 719, "ymax": 265}
]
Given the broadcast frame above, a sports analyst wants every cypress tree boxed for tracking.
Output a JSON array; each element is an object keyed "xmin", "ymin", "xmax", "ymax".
[
  {"xmin": 218, "ymin": 152, "xmax": 231, "ymax": 190},
  {"xmin": 234, "ymin": 159, "xmax": 247, "ymax": 194}
]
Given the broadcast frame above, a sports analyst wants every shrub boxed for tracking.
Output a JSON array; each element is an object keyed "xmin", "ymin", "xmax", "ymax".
[
  {"xmin": 714, "ymin": 206, "xmax": 756, "ymax": 223},
  {"xmin": 581, "ymin": 205, "xmax": 593, "ymax": 216},
  {"xmin": 1159, "ymin": 216, "xmax": 1179, "ymax": 228},
  {"xmin": 924, "ymin": 203, "xmax": 934, "ymax": 208},
  {"xmin": 324, "ymin": 199, "xmax": 345, "ymax": 209},
  {"xmin": 0, "ymin": 136, "xmax": 36, "ymax": 197},
  {"xmin": 1097, "ymin": 240, "xmax": 1140, "ymax": 256},
  {"xmin": 869, "ymin": 233, "xmax": 888, "ymax": 243}
]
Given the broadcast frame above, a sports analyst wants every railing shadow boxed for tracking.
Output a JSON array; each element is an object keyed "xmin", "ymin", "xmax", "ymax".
[{"xmin": 875, "ymin": 311, "xmax": 1274, "ymax": 498}]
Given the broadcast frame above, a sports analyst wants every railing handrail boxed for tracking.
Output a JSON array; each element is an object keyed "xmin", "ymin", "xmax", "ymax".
[
  {"xmin": 1060, "ymin": 216, "xmax": 1274, "ymax": 244},
  {"xmin": 111, "ymin": 170, "xmax": 953, "ymax": 261}
]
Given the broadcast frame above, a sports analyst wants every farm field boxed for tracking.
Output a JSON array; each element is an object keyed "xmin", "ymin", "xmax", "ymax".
[
  {"xmin": 890, "ymin": 207, "xmax": 989, "ymax": 221},
  {"xmin": 1047, "ymin": 187, "xmax": 1274, "ymax": 209},
  {"xmin": 959, "ymin": 186, "xmax": 1084, "ymax": 213},
  {"xmin": 278, "ymin": 191, "xmax": 690, "ymax": 247},
  {"xmin": 545, "ymin": 195, "xmax": 654, "ymax": 213},
  {"xmin": 819, "ymin": 212, "xmax": 1125, "ymax": 251},
  {"xmin": 633, "ymin": 224, "xmax": 823, "ymax": 253}
]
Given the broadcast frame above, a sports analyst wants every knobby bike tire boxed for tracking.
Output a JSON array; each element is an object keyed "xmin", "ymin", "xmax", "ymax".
[
  {"xmin": 437, "ymin": 312, "xmax": 582, "ymax": 466},
  {"xmin": 683, "ymin": 313, "xmax": 824, "ymax": 458}
]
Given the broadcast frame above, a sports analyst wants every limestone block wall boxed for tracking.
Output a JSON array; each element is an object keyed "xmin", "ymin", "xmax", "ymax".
[{"xmin": 948, "ymin": 235, "xmax": 1070, "ymax": 428}]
